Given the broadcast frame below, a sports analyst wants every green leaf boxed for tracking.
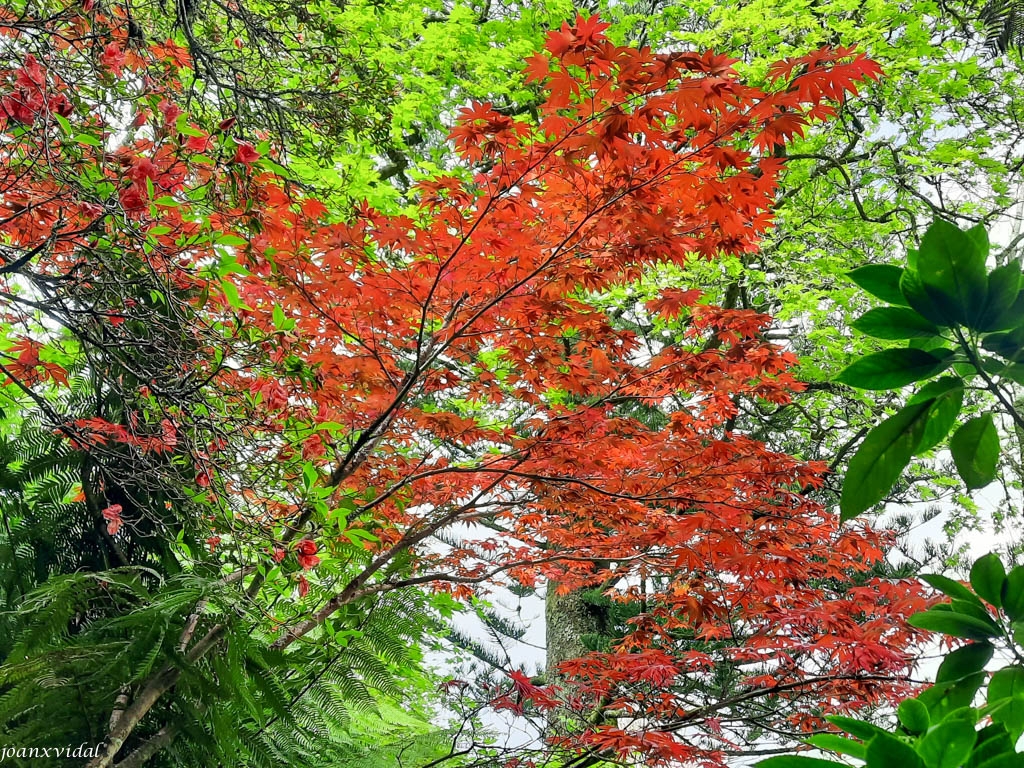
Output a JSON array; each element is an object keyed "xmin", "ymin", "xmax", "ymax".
[
  {"xmin": 836, "ymin": 349, "xmax": 953, "ymax": 390},
  {"xmin": 847, "ymin": 264, "xmax": 910, "ymax": 306},
  {"xmin": 966, "ymin": 224, "xmax": 991, "ymax": 258},
  {"xmin": 1001, "ymin": 567, "xmax": 1024, "ymax": 621},
  {"xmin": 826, "ymin": 715, "xmax": 889, "ymax": 742},
  {"xmin": 865, "ymin": 732, "xmax": 924, "ymax": 768},
  {"xmin": 342, "ymin": 528, "xmax": 379, "ymax": 544},
  {"xmin": 978, "ymin": 262, "xmax": 1022, "ymax": 331},
  {"xmin": 897, "ymin": 697, "xmax": 931, "ymax": 733},
  {"xmin": 918, "ymin": 219, "xmax": 988, "ymax": 327},
  {"xmin": 951, "ymin": 416, "xmax": 1000, "ymax": 491},
  {"xmin": 273, "ymin": 304, "xmax": 287, "ymax": 330},
  {"xmin": 756, "ymin": 758, "xmax": 845, "ymax": 768},
  {"xmin": 908, "ymin": 377, "xmax": 965, "ymax": 404},
  {"xmin": 907, "ymin": 610, "xmax": 1001, "ymax": 640},
  {"xmin": 996, "ymin": 363, "xmax": 1024, "ymax": 386},
  {"xmin": 902, "ymin": 267, "xmax": 958, "ymax": 327},
  {"xmin": 918, "ymin": 673, "xmax": 987, "ymax": 720},
  {"xmin": 805, "ymin": 734, "xmax": 866, "ymax": 759},
  {"xmin": 914, "ymin": 383, "xmax": 964, "ymax": 454},
  {"xmin": 302, "ymin": 462, "xmax": 318, "ymax": 493},
  {"xmin": 976, "ymin": 755, "xmax": 1024, "ymax": 768},
  {"xmin": 971, "ymin": 554, "xmax": 1006, "ymax": 608},
  {"xmin": 981, "ymin": 327, "xmax": 1024, "ymax": 361},
  {"xmin": 969, "ymin": 723, "xmax": 1014, "ymax": 768},
  {"xmin": 215, "ymin": 233, "xmax": 249, "ymax": 247},
  {"xmin": 840, "ymin": 399, "xmax": 934, "ymax": 520},
  {"xmin": 935, "ymin": 643, "xmax": 994, "ymax": 684},
  {"xmin": 852, "ymin": 307, "xmax": 939, "ymax": 339},
  {"xmin": 920, "ymin": 573, "xmax": 982, "ymax": 605},
  {"xmin": 73, "ymin": 133, "xmax": 103, "ymax": 147},
  {"xmin": 951, "ymin": 598, "xmax": 1001, "ymax": 624},
  {"xmin": 918, "ymin": 720, "xmax": 977, "ymax": 768},
  {"xmin": 989, "ymin": 667, "xmax": 1024, "ymax": 741}
]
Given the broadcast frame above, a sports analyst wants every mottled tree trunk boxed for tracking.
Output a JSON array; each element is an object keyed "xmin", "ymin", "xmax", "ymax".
[
  {"xmin": 545, "ymin": 585, "xmax": 607, "ymax": 681},
  {"xmin": 544, "ymin": 583, "xmax": 614, "ymax": 736}
]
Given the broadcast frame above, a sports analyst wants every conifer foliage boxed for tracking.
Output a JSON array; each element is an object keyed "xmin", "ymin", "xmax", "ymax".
[{"xmin": 0, "ymin": 5, "xmax": 931, "ymax": 766}]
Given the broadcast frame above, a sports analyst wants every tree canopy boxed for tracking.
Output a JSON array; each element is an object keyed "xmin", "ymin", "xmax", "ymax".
[{"xmin": 1, "ymin": 1, "xmax": 1024, "ymax": 767}]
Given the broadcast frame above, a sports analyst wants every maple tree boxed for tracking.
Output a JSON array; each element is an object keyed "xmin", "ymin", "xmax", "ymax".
[{"xmin": 0, "ymin": 5, "xmax": 940, "ymax": 767}]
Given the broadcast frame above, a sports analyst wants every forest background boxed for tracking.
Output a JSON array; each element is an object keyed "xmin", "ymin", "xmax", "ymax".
[{"xmin": 1, "ymin": 0, "xmax": 1024, "ymax": 766}]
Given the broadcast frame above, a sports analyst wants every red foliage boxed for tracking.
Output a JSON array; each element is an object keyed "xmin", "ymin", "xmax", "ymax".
[{"xmin": 0, "ymin": 9, "xmax": 929, "ymax": 764}]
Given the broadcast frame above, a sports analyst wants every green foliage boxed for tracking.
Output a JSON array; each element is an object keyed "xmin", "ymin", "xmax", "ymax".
[
  {"xmin": 837, "ymin": 219, "xmax": 1024, "ymax": 519},
  {"xmin": 759, "ymin": 554, "xmax": 1024, "ymax": 768}
]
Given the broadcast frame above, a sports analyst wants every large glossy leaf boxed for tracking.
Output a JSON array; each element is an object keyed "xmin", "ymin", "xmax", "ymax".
[
  {"xmin": 756, "ymin": 758, "xmax": 845, "ymax": 768},
  {"xmin": 1002, "ymin": 566, "xmax": 1024, "ymax": 621},
  {"xmin": 920, "ymin": 573, "xmax": 982, "ymax": 604},
  {"xmin": 897, "ymin": 697, "xmax": 930, "ymax": 733},
  {"xmin": 951, "ymin": 416, "xmax": 1000, "ymax": 491},
  {"xmin": 935, "ymin": 642, "xmax": 994, "ymax": 684},
  {"xmin": 918, "ymin": 720, "xmax": 977, "ymax": 768},
  {"xmin": 852, "ymin": 307, "xmax": 940, "ymax": 339},
  {"xmin": 978, "ymin": 261, "xmax": 1022, "ymax": 331},
  {"xmin": 981, "ymin": 326, "xmax": 1024, "ymax": 361},
  {"xmin": 975, "ymin": 755, "xmax": 1024, "ymax": 768},
  {"xmin": 837, "ymin": 348, "xmax": 953, "ymax": 390},
  {"xmin": 902, "ymin": 266, "xmax": 958, "ymax": 327},
  {"xmin": 865, "ymin": 732, "xmax": 924, "ymax": 768},
  {"xmin": 840, "ymin": 399, "xmax": 934, "ymax": 520},
  {"xmin": 847, "ymin": 264, "xmax": 910, "ymax": 306},
  {"xmin": 968, "ymin": 723, "xmax": 1015, "ymax": 768},
  {"xmin": 910, "ymin": 381, "xmax": 964, "ymax": 454},
  {"xmin": 917, "ymin": 219, "xmax": 988, "ymax": 326},
  {"xmin": 908, "ymin": 609, "xmax": 1001, "ymax": 640},
  {"xmin": 971, "ymin": 554, "xmax": 1007, "ymax": 607},
  {"xmin": 827, "ymin": 716, "xmax": 889, "ymax": 742},
  {"xmin": 805, "ymin": 734, "xmax": 866, "ymax": 759},
  {"xmin": 989, "ymin": 667, "xmax": 1024, "ymax": 741},
  {"xmin": 918, "ymin": 673, "xmax": 987, "ymax": 721}
]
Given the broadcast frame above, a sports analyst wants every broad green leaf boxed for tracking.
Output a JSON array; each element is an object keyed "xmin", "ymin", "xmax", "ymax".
[
  {"xmin": 918, "ymin": 720, "xmax": 977, "ymax": 768},
  {"xmin": 826, "ymin": 715, "xmax": 889, "ymax": 742},
  {"xmin": 981, "ymin": 327, "xmax": 1024, "ymax": 361},
  {"xmin": 966, "ymin": 223, "xmax": 991, "ymax": 259},
  {"xmin": 978, "ymin": 262, "xmax": 1022, "ymax": 331},
  {"xmin": 970, "ymin": 554, "xmax": 1007, "ymax": 608},
  {"xmin": 215, "ymin": 233, "xmax": 249, "ymax": 247},
  {"xmin": 221, "ymin": 279, "xmax": 244, "ymax": 310},
  {"xmin": 756, "ymin": 758, "xmax": 845, "ymax": 768},
  {"xmin": 342, "ymin": 528, "xmax": 379, "ymax": 544},
  {"xmin": 975, "ymin": 755, "xmax": 1024, "ymax": 768},
  {"xmin": 840, "ymin": 400, "xmax": 934, "ymax": 520},
  {"xmin": 897, "ymin": 697, "xmax": 930, "ymax": 733},
  {"xmin": 918, "ymin": 219, "xmax": 988, "ymax": 326},
  {"xmin": 989, "ymin": 667, "xmax": 1024, "ymax": 741},
  {"xmin": 914, "ymin": 384, "xmax": 964, "ymax": 454},
  {"xmin": 908, "ymin": 377, "xmax": 965, "ymax": 404},
  {"xmin": 902, "ymin": 267, "xmax": 958, "ymax": 327},
  {"xmin": 847, "ymin": 264, "xmax": 909, "ymax": 306},
  {"xmin": 805, "ymin": 734, "xmax": 866, "ymax": 759},
  {"xmin": 935, "ymin": 642, "xmax": 994, "ymax": 684},
  {"xmin": 918, "ymin": 673, "xmax": 987, "ymax": 720},
  {"xmin": 907, "ymin": 610, "xmax": 1001, "ymax": 640},
  {"xmin": 920, "ymin": 573, "xmax": 982, "ymax": 604},
  {"xmin": 73, "ymin": 133, "xmax": 103, "ymax": 147},
  {"xmin": 969, "ymin": 722, "xmax": 1014, "ymax": 768},
  {"xmin": 1002, "ymin": 567, "xmax": 1024, "ymax": 621},
  {"xmin": 951, "ymin": 416, "xmax": 1000, "ymax": 491},
  {"xmin": 951, "ymin": 598, "xmax": 1001, "ymax": 624},
  {"xmin": 865, "ymin": 732, "xmax": 924, "ymax": 768},
  {"xmin": 852, "ymin": 307, "xmax": 939, "ymax": 339},
  {"xmin": 836, "ymin": 349, "xmax": 953, "ymax": 390}
]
